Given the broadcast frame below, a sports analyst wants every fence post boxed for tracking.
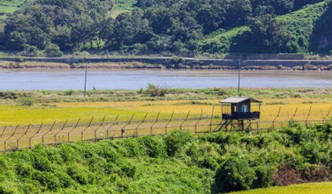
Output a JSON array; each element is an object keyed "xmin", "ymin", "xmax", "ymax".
[
  {"xmin": 122, "ymin": 114, "xmax": 135, "ymax": 138},
  {"xmin": 106, "ymin": 115, "xmax": 119, "ymax": 139},
  {"xmin": 54, "ymin": 119, "xmax": 69, "ymax": 144},
  {"xmin": 323, "ymin": 107, "xmax": 332, "ymax": 123},
  {"xmin": 94, "ymin": 115, "xmax": 106, "ymax": 141},
  {"xmin": 4, "ymin": 125, "xmax": 18, "ymax": 152},
  {"xmin": 305, "ymin": 107, "xmax": 312, "ymax": 127},
  {"xmin": 17, "ymin": 124, "xmax": 31, "ymax": 149},
  {"xmin": 81, "ymin": 117, "xmax": 94, "ymax": 141},
  {"xmin": 288, "ymin": 107, "xmax": 298, "ymax": 127},
  {"xmin": 42, "ymin": 120, "xmax": 57, "ymax": 145},
  {"xmin": 210, "ymin": 106, "xmax": 215, "ymax": 132},
  {"xmin": 180, "ymin": 111, "xmax": 190, "ymax": 131},
  {"xmin": 150, "ymin": 112, "xmax": 160, "ymax": 135},
  {"xmin": 0, "ymin": 126, "xmax": 7, "ymax": 138},
  {"xmin": 29, "ymin": 123, "xmax": 43, "ymax": 148},
  {"xmin": 135, "ymin": 113, "xmax": 148, "ymax": 137},
  {"xmin": 256, "ymin": 121, "xmax": 259, "ymax": 133},
  {"xmin": 165, "ymin": 112, "xmax": 174, "ymax": 134},
  {"xmin": 194, "ymin": 110, "xmax": 203, "ymax": 133},
  {"xmin": 272, "ymin": 106, "xmax": 281, "ymax": 131},
  {"xmin": 68, "ymin": 118, "xmax": 80, "ymax": 142}
]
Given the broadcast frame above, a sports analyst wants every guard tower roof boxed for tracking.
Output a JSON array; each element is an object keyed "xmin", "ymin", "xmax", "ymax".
[{"xmin": 220, "ymin": 97, "xmax": 262, "ymax": 104}]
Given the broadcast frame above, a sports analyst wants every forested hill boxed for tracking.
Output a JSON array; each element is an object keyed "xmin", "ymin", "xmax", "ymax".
[{"xmin": 1, "ymin": 0, "xmax": 332, "ymax": 56}]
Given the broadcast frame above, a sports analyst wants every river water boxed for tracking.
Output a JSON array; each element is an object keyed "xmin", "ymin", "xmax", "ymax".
[{"xmin": 0, "ymin": 70, "xmax": 331, "ymax": 90}]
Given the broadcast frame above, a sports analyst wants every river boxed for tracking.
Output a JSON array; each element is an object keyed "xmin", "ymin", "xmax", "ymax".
[{"xmin": 0, "ymin": 70, "xmax": 331, "ymax": 90}]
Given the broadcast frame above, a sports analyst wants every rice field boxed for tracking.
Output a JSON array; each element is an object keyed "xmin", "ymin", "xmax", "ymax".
[
  {"xmin": 231, "ymin": 182, "xmax": 332, "ymax": 194},
  {"xmin": 0, "ymin": 98, "xmax": 331, "ymax": 126},
  {"xmin": 0, "ymin": 97, "xmax": 331, "ymax": 151}
]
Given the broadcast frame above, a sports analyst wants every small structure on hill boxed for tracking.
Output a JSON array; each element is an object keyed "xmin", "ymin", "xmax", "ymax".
[{"xmin": 215, "ymin": 97, "xmax": 262, "ymax": 131}]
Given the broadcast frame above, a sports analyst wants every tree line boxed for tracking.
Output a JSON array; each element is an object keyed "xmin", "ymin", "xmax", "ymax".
[{"xmin": 1, "ymin": 0, "xmax": 329, "ymax": 56}]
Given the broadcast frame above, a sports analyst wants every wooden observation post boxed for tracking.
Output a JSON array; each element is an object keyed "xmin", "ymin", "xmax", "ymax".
[{"xmin": 215, "ymin": 97, "xmax": 262, "ymax": 131}]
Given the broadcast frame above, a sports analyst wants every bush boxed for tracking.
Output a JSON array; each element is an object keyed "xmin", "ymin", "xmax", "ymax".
[
  {"xmin": 139, "ymin": 136, "xmax": 167, "ymax": 158},
  {"xmin": 252, "ymin": 165, "xmax": 273, "ymax": 188},
  {"xmin": 17, "ymin": 97, "xmax": 34, "ymax": 106},
  {"xmin": 0, "ymin": 92, "xmax": 18, "ymax": 99},
  {"xmin": 213, "ymin": 156, "xmax": 256, "ymax": 193},
  {"xmin": 164, "ymin": 131, "xmax": 193, "ymax": 156},
  {"xmin": 60, "ymin": 89, "xmax": 75, "ymax": 96},
  {"xmin": 32, "ymin": 171, "xmax": 61, "ymax": 191},
  {"xmin": 145, "ymin": 83, "xmax": 169, "ymax": 97},
  {"xmin": 44, "ymin": 44, "xmax": 63, "ymax": 57},
  {"xmin": 67, "ymin": 164, "xmax": 93, "ymax": 185}
]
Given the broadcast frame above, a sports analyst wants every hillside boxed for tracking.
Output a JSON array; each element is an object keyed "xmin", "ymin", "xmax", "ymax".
[
  {"xmin": 197, "ymin": 1, "xmax": 330, "ymax": 54},
  {"xmin": 0, "ymin": 123, "xmax": 332, "ymax": 193},
  {"xmin": 0, "ymin": 0, "xmax": 331, "ymax": 55}
]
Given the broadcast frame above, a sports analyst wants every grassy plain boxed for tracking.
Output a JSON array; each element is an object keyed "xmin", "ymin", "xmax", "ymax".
[{"xmin": 231, "ymin": 182, "xmax": 332, "ymax": 194}]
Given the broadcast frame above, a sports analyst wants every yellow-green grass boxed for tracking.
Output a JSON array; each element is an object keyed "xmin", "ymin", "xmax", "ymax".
[
  {"xmin": 0, "ymin": 105, "xmax": 182, "ymax": 126},
  {"xmin": 231, "ymin": 182, "xmax": 332, "ymax": 194},
  {"xmin": 0, "ymin": 98, "xmax": 331, "ymax": 126}
]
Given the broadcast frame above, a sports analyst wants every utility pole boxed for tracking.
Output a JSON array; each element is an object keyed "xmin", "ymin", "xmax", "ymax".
[
  {"xmin": 238, "ymin": 59, "xmax": 241, "ymax": 96},
  {"xmin": 84, "ymin": 62, "xmax": 88, "ymax": 97}
]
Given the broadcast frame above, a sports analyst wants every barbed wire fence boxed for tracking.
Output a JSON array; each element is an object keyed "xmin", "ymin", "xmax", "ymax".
[{"xmin": 0, "ymin": 106, "xmax": 331, "ymax": 153}]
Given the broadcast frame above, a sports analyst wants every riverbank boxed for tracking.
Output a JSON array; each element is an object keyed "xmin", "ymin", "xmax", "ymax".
[
  {"xmin": 1, "ymin": 87, "xmax": 331, "ymax": 105},
  {"xmin": 1, "ymin": 57, "xmax": 332, "ymax": 70}
]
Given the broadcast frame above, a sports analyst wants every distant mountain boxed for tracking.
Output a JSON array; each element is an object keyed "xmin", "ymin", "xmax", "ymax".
[{"xmin": 1, "ymin": 0, "xmax": 331, "ymax": 55}]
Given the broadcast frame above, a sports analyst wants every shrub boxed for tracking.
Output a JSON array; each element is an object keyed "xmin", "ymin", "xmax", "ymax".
[
  {"xmin": 0, "ymin": 92, "xmax": 18, "ymax": 99},
  {"xmin": 17, "ymin": 97, "xmax": 34, "ymax": 106},
  {"xmin": 67, "ymin": 164, "xmax": 93, "ymax": 185},
  {"xmin": 31, "ymin": 154, "xmax": 51, "ymax": 172},
  {"xmin": 213, "ymin": 156, "xmax": 256, "ymax": 193},
  {"xmin": 32, "ymin": 171, "xmax": 61, "ymax": 191},
  {"xmin": 252, "ymin": 165, "xmax": 273, "ymax": 188},
  {"xmin": 63, "ymin": 89, "xmax": 75, "ymax": 96},
  {"xmin": 164, "ymin": 131, "xmax": 193, "ymax": 156},
  {"xmin": 44, "ymin": 44, "xmax": 63, "ymax": 57},
  {"xmin": 15, "ymin": 163, "xmax": 34, "ymax": 178},
  {"xmin": 54, "ymin": 171, "xmax": 76, "ymax": 188},
  {"xmin": 145, "ymin": 83, "xmax": 169, "ymax": 97},
  {"xmin": 0, "ymin": 181, "xmax": 19, "ymax": 194},
  {"xmin": 139, "ymin": 136, "xmax": 167, "ymax": 158}
]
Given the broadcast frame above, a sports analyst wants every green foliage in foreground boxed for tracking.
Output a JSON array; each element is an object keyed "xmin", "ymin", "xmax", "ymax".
[{"xmin": 1, "ymin": 122, "xmax": 332, "ymax": 193}]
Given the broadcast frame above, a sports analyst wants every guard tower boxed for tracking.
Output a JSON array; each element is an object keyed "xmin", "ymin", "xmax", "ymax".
[{"xmin": 215, "ymin": 97, "xmax": 262, "ymax": 131}]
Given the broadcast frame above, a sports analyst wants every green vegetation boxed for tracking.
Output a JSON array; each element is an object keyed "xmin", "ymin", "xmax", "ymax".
[
  {"xmin": 1, "ymin": 0, "xmax": 331, "ymax": 55},
  {"xmin": 0, "ymin": 122, "xmax": 331, "ymax": 193},
  {"xmin": 111, "ymin": 0, "xmax": 136, "ymax": 18},
  {"xmin": 0, "ymin": 0, "xmax": 33, "ymax": 21},
  {"xmin": 197, "ymin": 26, "xmax": 251, "ymax": 54},
  {"xmin": 1, "ymin": 87, "xmax": 331, "ymax": 104}
]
